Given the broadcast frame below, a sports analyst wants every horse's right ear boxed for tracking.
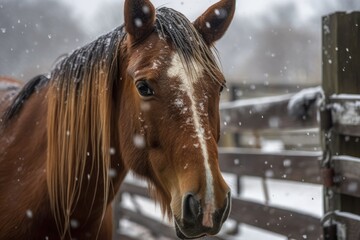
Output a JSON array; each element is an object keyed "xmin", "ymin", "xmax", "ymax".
[{"xmin": 124, "ymin": 0, "xmax": 156, "ymax": 43}]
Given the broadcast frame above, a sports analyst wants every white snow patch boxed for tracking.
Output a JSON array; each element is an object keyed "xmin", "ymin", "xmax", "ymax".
[
  {"xmin": 221, "ymin": 94, "xmax": 293, "ymax": 110},
  {"xmin": 26, "ymin": 210, "xmax": 33, "ymax": 218},
  {"xmin": 133, "ymin": 134, "xmax": 145, "ymax": 149},
  {"xmin": 134, "ymin": 18, "xmax": 143, "ymax": 28},
  {"xmin": 109, "ymin": 147, "xmax": 116, "ymax": 155},
  {"xmin": 287, "ymin": 86, "xmax": 323, "ymax": 117},
  {"xmin": 70, "ymin": 219, "xmax": 79, "ymax": 229}
]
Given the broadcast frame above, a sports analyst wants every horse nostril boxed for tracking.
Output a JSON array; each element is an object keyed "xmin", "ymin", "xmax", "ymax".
[{"xmin": 183, "ymin": 193, "xmax": 201, "ymax": 225}]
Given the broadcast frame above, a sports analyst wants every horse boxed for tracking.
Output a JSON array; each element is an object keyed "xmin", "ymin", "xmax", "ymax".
[
  {"xmin": 0, "ymin": 0, "xmax": 235, "ymax": 239},
  {"xmin": 0, "ymin": 76, "xmax": 22, "ymax": 109}
]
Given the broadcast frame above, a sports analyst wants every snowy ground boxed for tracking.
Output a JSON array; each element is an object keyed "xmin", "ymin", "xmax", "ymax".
[{"xmin": 118, "ymin": 171, "xmax": 323, "ymax": 239}]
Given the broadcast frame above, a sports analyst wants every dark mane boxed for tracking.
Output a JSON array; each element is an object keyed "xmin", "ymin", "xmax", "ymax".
[
  {"xmin": 1, "ymin": 74, "xmax": 48, "ymax": 124},
  {"xmin": 155, "ymin": 7, "xmax": 223, "ymax": 84},
  {"xmin": 51, "ymin": 25, "xmax": 126, "ymax": 89},
  {"xmin": 46, "ymin": 25, "xmax": 127, "ymax": 235}
]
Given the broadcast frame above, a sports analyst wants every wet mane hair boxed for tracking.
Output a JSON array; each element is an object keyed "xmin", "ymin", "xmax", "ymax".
[{"xmin": 46, "ymin": 26, "xmax": 125, "ymax": 237}]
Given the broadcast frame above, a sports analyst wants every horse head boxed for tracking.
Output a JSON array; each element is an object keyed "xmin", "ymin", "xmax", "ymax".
[{"xmin": 119, "ymin": 0, "xmax": 235, "ymax": 238}]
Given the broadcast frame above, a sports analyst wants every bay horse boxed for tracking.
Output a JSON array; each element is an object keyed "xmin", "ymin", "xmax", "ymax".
[{"xmin": 0, "ymin": 0, "xmax": 235, "ymax": 239}]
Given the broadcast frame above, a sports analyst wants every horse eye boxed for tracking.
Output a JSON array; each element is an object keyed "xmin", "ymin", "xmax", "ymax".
[{"xmin": 136, "ymin": 80, "xmax": 154, "ymax": 97}]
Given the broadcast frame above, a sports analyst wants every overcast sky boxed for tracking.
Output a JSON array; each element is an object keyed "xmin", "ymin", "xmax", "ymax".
[
  {"xmin": 1, "ymin": 0, "xmax": 358, "ymax": 82},
  {"xmin": 61, "ymin": 0, "xmax": 320, "ymax": 23}
]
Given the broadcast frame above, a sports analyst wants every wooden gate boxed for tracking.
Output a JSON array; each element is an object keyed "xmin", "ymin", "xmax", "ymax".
[{"xmin": 321, "ymin": 11, "xmax": 360, "ymax": 240}]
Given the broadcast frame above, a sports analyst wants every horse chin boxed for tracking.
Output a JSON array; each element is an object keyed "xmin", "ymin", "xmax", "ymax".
[
  {"xmin": 173, "ymin": 196, "xmax": 231, "ymax": 239},
  {"xmin": 174, "ymin": 220, "xmax": 207, "ymax": 239}
]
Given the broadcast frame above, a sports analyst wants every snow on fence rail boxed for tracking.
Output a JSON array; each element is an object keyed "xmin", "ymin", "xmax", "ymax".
[
  {"xmin": 329, "ymin": 95, "xmax": 360, "ymax": 137},
  {"xmin": 220, "ymin": 93, "xmax": 318, "ymax": 131}
]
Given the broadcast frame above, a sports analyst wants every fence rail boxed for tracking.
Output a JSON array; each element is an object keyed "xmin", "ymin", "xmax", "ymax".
[
  {"xmin": 219, "ymin": 148, "xmax": 322, "ymax": 184},
  {"xmin": 230, "ymin": 198, "xmax": 321, "ymax": 239},
  {"xmin": 220, "ymin": 94, "xmax": 318, "ymax": 131},
  {"xmin": 329, "ymin": 95, "xmax": 360, "ymax": 137}
]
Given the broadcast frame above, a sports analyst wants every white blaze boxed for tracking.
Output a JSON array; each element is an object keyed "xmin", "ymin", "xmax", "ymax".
[{"xmin": 167, "ymin": 53, "xmax": 215, "ymax": 227}]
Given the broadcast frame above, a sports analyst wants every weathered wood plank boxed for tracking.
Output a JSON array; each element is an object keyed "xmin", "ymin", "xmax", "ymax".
[
  {"xmin": 116, "ymin": 234, "xmax": 139, "ymax": 240},
  {"xmin": 119, "ymin": 207, "xmax": 177, "ymax": 239},
  {"xmin": 322, "ymin": 12, "xmax": 360, "ymax": 96},
  {"xmin": 330, "ymin": 96, "xmax": 360, "ymax": 137},
  {"xmin": 120, "ymin": 182, "xmax": 149, "ymax": 198},
  {"xmin": 333, "ymin": 156, "xmax": 360, "ymax": 199},
  {"xmin": 333, "ymin": 211, "xmax": 360, "ymax": 240},
  {"xmin": 230, "ymin": 198, "xmax": 322, "ymax": 240},
  {"xmin": 220, "ymin": 94, "xmax": 318, "ymax": 131},
  {"xmin": 219, "ymin": 148, "xmax": 322, "ymax": 184}
]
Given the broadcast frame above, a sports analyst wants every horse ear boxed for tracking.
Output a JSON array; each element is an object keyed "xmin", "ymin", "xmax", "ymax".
[
  {"xmin": 193, "ymin": 0, "xmax": 236, "ymax": 45},
  {"xmin": 124, "ymin": 0, "xmax": 156, "ymax": 42}
]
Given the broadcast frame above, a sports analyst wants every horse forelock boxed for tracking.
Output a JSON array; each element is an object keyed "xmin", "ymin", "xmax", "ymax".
[
  {"xmin": 155, "ymin": 7, "xmax": 225, "ymax": 87},
  {"xmin": 46, "ymin": 26, "xmax": 126, "ymax": 237}
]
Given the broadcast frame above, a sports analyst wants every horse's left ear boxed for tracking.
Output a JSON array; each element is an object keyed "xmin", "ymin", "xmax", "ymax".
[
  {"xmin": 193, "ymin": 0, "xmax": 236, "ymax": 45},
  {"xmin": 124, "ymin": 0, "xmax": 156, "ymax": 42}
]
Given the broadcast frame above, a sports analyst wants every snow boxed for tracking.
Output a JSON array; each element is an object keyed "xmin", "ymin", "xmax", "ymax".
[
  {"xmin": 261, "ymin": 140, "xmax": 284, "ymax": 152},
  {"xmin": 333, "ymin": 155, "xmax": 360, "ymax": 163},
  {"xmin": 70, "ymin": 219, "xmax": 80, "ymax": 229},
  {"xmin": 221, "ymin": 94, "xmax": 292, "ymax": 110},
  {"xmin": 287, "ymin": 86, "xmax": 323, "ymax": 118},
  {"xmin": 134, "ymin": 18, "xmax": 143, "ymax": 28},
  {"xmin": 133, "ymin": 135, "xmax": 145, "ymax": 149},
  {"xmin": 335, "ymin": 210, "xmax": 360, "ymax": 222},
  {"xmin": 331, "ymin": 100, "xmax": 360, "ymax": 126},
  {"xmin": 26, "ymin": 209, "xmax": 33, "ymax": 219},
  {"xmin": 331, "ymin": 94, "xmax": 360, "ymax": 100},
  {"xmin": 109, "ymin": 147, "xmax": 116, "ymax": 155},
  {"xmin": 109, "ymin": 168, "xmax": 117, "ymax": 178},
  {"xmin": 0, "ymin": 82, "xmax": 21, "ymax": 90}
]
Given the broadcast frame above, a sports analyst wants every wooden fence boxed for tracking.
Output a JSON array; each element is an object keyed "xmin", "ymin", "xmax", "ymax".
[
  {"xmin": 321, "ymin": 11, "xmax": 360, "ymax": 240},
  {"xmin": 114, "ymin": 11, "xmax": 360, "ymax": 240}
]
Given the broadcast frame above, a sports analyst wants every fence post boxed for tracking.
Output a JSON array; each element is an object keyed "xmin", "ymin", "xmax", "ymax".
[{"xmin": 322, "ymin": 10, "xmax": 360, "ymax": 233}]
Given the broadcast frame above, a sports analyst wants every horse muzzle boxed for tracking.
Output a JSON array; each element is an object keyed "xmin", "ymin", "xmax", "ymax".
[{"xmin": 174, "ymin": 191, "xmax": 231, "ymax": 239}]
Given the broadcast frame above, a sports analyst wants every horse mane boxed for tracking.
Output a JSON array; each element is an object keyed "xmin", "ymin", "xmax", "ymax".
[
  {"xmin": 1, "ymin": 75, "xmax": 48, "ymax": 125},
  {"xmin": 46, "ymin": 26, "xmax": 125, "ymax": 237}
]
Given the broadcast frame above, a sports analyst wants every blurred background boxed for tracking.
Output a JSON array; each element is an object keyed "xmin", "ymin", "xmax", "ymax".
[
  {"xmin": 1, "ymin": 0, "xmax": 359, "ymax": 239},
  {"xmin": 0, "ymin": 0, "xmax": 358, "ymax": 85}
]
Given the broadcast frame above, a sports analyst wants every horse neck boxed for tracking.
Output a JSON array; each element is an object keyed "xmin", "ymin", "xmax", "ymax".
[
  {"xmin": 0, "ymin": 86, "xmax": 49, "ymax": 235},
  {"xmin": 0, "ymin": 86, "xmax": 48, "ymax": 171}
]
